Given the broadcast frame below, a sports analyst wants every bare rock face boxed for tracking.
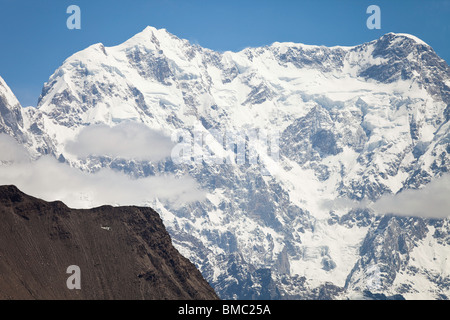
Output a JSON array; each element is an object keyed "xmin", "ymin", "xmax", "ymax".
[{"xmin": 0, "ymin": 185, "xmax": 218, "ymax": 300}]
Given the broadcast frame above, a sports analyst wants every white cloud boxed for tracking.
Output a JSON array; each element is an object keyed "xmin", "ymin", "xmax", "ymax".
[
  {"xmin": 0, "ymin": 134, "xmax": 205, "ymax": 209},
  {"xmin": 65, "ymin": 122, "xmax": 174, "ymax": 161},
  {"xmin": 0, "ymin": 134, "xmax": 29, "ymax": 162},
  {"xmin": 321, "ymin": 174, "xmax": 450, "ymax": 219},
  {"xmin": 370, "ymin": 174, "xmax": 450, "ymax": 219}
]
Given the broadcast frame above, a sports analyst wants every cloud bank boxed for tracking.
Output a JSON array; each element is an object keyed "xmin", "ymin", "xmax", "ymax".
[
  {"xmin": 0, "ymin": 134, "xmax": 29, "ymax": 162},
  {"xmin": 0, "ymin": 134, "xmax": 205, "ymax": 209},
  {"xmin": 370, "ymin": 174, "xmax": 450, "ymax": 219},
  {"xmin": 65, "ymin": 122, "xmax": 174, "ymax": 161},
  {"xmin": 322, "ymin": 174, "xmax": 450, "ymax": 219}
]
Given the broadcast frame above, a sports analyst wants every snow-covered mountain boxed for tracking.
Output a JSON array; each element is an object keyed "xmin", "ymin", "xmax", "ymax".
[
  {"xmin": 2, "ymin": 27, "xmax": 450, "ymax": 299},
  {"xmin": 0, "ymin": 76, "xmax": 27, "ymax": 142}
]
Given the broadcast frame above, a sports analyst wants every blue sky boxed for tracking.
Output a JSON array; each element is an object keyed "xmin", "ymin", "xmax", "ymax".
[{"xmin": 1, "ymin": 0, "xmax": 449, "ymax": 107}]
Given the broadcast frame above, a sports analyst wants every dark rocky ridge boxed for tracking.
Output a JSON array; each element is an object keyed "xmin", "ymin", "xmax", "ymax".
[{"xmin": 0, "ymin": 185, "xmax": 218, "ymax": 300}]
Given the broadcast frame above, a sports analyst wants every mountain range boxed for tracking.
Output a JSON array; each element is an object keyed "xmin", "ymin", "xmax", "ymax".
[{"xmin": 0, "ymin": 26, "xmax": 449, "ymax": 299}]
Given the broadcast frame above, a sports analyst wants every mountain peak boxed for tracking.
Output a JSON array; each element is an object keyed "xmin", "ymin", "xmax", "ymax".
[
  {"xmin": 120, "ymin": 25, "xmax": 182, "ymax": 48},
  {"xmin": 0, "ymin": 75, "xmax": 25, "ymax": 139},
  {"xmin": 141, "ymin": 25, "xmax": 168, "ymax": 34},
  {"xmin": 0, "ymin": 75, "xmax": 21, "ymax": 108},
  {"xmin": 384, "ymin": 32, "xmax": 430, "ymax": 47},
  {"xmin": 138, "ymin": 25, "xmax": 169, "ymax": 39},
  {"xmin": 379, "ymin": 32, "xmax": 430, "ymax": 47}
]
